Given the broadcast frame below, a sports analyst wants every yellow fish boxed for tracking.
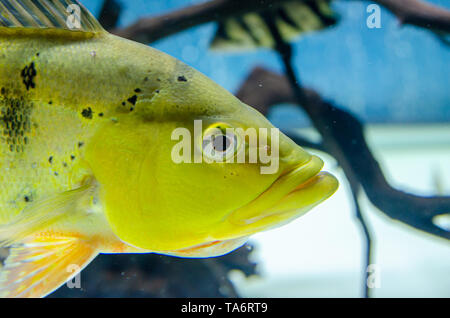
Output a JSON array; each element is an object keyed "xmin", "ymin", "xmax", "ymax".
[{"xmin": 0, "ymin": 0, "xmax": 338, "ymax": 297}]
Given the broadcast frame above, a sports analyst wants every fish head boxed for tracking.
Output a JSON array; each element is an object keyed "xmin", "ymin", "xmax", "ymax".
[{"xmin": 94, "ymin": 57, "xmax": 338, "ymax": 255}]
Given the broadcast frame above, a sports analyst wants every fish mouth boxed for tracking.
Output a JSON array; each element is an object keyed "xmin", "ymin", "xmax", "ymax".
[{"xmin": 227, "ymin": 155, "xmax": 339, "ymax": 230}]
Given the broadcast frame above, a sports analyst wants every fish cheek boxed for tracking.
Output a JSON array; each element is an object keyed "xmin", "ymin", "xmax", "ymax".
[{"xmin": 173, "ymin": 161, "xmax": 271, "ymax": 218}]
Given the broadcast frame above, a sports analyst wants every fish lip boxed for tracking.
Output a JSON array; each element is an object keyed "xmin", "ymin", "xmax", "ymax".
[
  {"xmin": 284, "ymin": 167, "xmax": 323, "ymax": 195},
  {"xmin": 244, "ymin": 172, "xmax": 336, "ymax": 225},
  {"xmin": 281, "ymin": 157, "xmax": 323, "ymax": 185},
  {"xmin": 258, "ymin": 155, "xmax": 325, "ymax": 199},
  {"xmin": 228, "ymin": 155, "xmax": 325, "ymax": 225}
]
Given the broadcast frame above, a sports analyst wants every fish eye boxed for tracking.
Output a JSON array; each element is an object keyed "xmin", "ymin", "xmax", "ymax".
[{"xmin": 201, "ymin": 123, "xmax": 240, "ymax": 161}]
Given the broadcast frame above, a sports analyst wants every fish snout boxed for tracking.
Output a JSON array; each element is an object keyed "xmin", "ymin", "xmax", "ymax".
[{"xmin": 227, "ymin": 155, "xmax": 338, "ymax": 229}]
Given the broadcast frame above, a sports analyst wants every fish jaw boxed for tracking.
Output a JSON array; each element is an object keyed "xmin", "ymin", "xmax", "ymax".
[{"xmin": 213, "ymin": 156, "xmax": 339, "ymax": 240}]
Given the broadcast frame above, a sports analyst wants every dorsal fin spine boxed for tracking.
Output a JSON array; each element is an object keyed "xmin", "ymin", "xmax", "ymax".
[{"xmin": 0, "ymin": 0, "xmax": 104, "ymax": 33}]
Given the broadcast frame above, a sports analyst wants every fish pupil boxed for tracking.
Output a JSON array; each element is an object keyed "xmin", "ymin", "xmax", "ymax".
[{"xmin": 212, "ymin": 135, "xmax": 230, "ymax": 152}]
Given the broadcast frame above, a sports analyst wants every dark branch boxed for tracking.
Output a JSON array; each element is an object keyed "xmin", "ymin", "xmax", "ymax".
[
  {"xmin": 98, "ymin": 0, "xmax": 122, "ymax": 30},
  {"xmin": 351, "ymin": 186, "xmax": 372, "ymax": 298},
  {"xmin": 373, "ymin": 0, "xmax": 450, "ymax": 33}
]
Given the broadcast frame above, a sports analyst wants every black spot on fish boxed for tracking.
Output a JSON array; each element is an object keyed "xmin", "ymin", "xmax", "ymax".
[
  {"xmin": 21, "ymin": 62, "xmax": 37, "ymax": 90},
  {"xmin": 0, "ymin": 97, "xmax": 33, "ymax": 152},
  {"xmin": 71, "ymin": 155, "xmax": 76, "ymax": 160},
  {"xmin": 54, "ymin": 172, "xmax": 59, "ymax": 176},
  {"xmin": 49, "ymin": 101, "xmax": 53, "ymax": 105},
  {"xmin": 81, "ymin": 107, "xmax": 93, "ymax": 119},
  {"xmin": 155, "ymin": 90, "xmax": 160, "ymax": 94},
  {"xmin": 122, "ymin": 102, "xmax": 126, "ymax": 106},
  {"xmin": 177, "ymin": 76, "xmax": 187, "ymax": 82},
  {"xmin": 98, "ymin": 112, "xmax": 104, "ymax": 117},
  {"xmin": 36, "ymin": 53, "xmax": 40, "ymax": 57},
  {"xmin": 157, "ymin": 78, "xmax": 161, "ymax": 82},
  {"xmin": 0, "ymin": 87, "xmax": 5, "ymax": 95},
  {"xmin": 78, "ymin": 142, "xmax": 84, "ymax": 148},
  {"xmin": 134, "ymin": 88, "xmax": 142, "ymax": 93},
  {"xmin": 48, "ymin": 156, "xmax": 53, "ymax": 164},
  {"xmin": 24, "ymin": 196, "xmax": 31, "ymax": 202},
  {"xmin": 127, "ymin": 95, "xmax": 137, "ymax": 106},
  {"xmin": 144, "ymin": 77, "xmax": 149, "ymax": 82},
  {"xmin": 63, "ymin": 162, "xmax": 68, "ymax": 168}
]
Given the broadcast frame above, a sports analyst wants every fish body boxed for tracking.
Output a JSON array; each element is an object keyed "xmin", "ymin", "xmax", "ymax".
[{"xmin": 0, "ymin": 0, "xmax": 338, "ymax": 297}]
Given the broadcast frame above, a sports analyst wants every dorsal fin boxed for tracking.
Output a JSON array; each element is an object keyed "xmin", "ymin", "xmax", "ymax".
[{"xmin": 0, "ymin": 0, "xmax": 104, "ymax": 33}]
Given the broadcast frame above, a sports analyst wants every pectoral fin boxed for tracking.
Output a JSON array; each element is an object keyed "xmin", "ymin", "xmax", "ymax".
[
  {"xmin": 0, "ymin": 179, "xmax": 99, "ymax": 297},
  {"xmin": 0, "ymin": 178, "xmax": 95, "ymax": 248},
  {"xmin": 0, "ymin": 234, "xmax": 97, "ymax": 298}
]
